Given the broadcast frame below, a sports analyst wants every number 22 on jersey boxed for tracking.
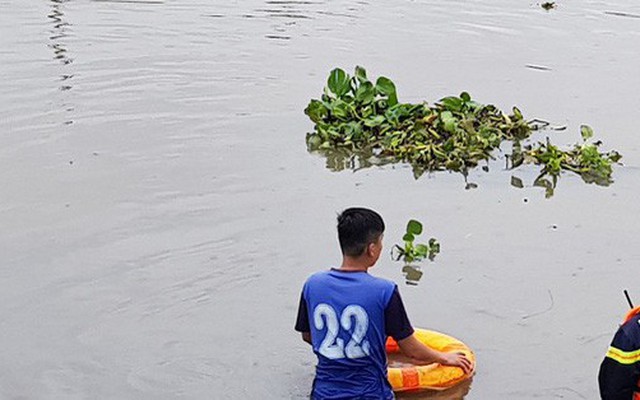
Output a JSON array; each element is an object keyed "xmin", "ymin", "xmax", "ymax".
[{"xmin": 313, "ymin": 303, "xmax": 371, "ymax": 360}]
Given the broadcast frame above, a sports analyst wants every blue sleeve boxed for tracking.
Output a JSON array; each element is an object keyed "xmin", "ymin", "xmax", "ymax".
[{"xmin": 384, "ymin": 286, "xmax": 414, "ymax": 341}]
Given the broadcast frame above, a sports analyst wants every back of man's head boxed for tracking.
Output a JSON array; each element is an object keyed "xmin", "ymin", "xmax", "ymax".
[{"xmin": 337, "ymin": 207, "xmax": 385, "ymax": 257}]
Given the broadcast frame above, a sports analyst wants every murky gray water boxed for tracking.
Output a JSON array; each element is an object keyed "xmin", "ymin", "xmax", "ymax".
[{"xmin": 1, "ymin": 0, "xmax": 640, "ymax": 398}]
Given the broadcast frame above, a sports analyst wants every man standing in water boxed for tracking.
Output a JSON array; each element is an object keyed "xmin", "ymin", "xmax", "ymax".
[
  {"xmin": 599, "ymin": 305, "xmax": 640, "ymax": 400},
  {"xmin": 294, "ymin": 207, "xmax": 471, "ymax": 399}
]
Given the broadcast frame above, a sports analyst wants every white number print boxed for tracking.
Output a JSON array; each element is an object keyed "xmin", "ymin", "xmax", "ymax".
[
  {"xmin": 341, "ymin": 305, "xmax": 371, "ymax": 358},
  {"xmin": 313, "ymin": 304, "xmax": 345, "ymax": 359},
  {"xmin": 313, "ymin": 303, "xmax": 371, "ymax": 360}
]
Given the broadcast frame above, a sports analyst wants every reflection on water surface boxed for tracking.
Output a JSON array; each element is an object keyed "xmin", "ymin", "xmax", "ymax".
[{"xmin": 396, "ymin": 380, "xmax": 472, "ymax": 400}]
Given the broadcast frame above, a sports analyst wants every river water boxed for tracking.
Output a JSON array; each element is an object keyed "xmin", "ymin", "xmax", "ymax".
[{"xmin": 1, "ymin": 0, "xmax": 640, "ymax": 399}]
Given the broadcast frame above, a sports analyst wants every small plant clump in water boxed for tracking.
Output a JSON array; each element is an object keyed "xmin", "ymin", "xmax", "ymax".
[
  {"xmin": 530, "ymin": 125, "xmax": 621, "ymax": 183},
  {"xmin": 305, "ymin": 67, "xmax": 622, "ymax": 195},
  {"xmin": 392, "ymin": 219, "xmax": 440, "ymax": 285},
  {"xmin": 393, "ymin": 219, "xmax": 440, "ymax": 264},
  {"xmin": 509, "ymin": 125, "xmax": 623, "ymax": 197}
]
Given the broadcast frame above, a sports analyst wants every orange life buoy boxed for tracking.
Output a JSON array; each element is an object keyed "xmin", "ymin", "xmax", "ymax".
[{"xmin": 386, "ymin": 328, "xmax": 476, "ymax": 392}]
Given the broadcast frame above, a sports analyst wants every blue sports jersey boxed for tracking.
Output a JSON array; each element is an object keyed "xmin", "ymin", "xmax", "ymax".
[{"xmin": 301, "ymin": 270, "xmax": 397, "ymax": 400}]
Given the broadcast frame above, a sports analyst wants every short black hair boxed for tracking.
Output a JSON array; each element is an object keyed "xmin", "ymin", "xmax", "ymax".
[{"xmin": 337, "ymin": 207, "xmax": 385, "ymax": 257}]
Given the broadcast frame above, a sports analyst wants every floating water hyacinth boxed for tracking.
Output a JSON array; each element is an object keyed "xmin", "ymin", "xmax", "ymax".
[
  {"xmin": 305, "ymin": 66, "xmax": 622, "ymax": 196},
  {"xmin": 392, "ymin": 219, "xmax": 439, "ymax": 265},
  {"xmin": 391, "ymin": 219, "xmax": 440, "ymax": 286}
]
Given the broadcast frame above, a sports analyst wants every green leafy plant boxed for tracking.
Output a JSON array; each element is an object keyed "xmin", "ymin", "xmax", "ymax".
[
  {"xmin": 305, "ymin": 67, "xmax": 531, "ymax": 178},
  {"xmin": 393, "ymin": 219, "xmax": 440, "ymax": 264},
  {"xmin": 509, "ymin": 124, "xmax": 623, "ymax": 196},
  {"xmin": 305, "ymin": 67, "xmax": 622, "ymax": 196}
]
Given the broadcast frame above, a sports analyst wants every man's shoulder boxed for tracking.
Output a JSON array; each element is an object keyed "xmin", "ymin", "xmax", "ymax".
[
  {"xmin": 619, "ymin": 314, "xmax": 640, "ymax": 345},
  {"xmin": 610, "ymin": 314, "xmax": 640, "ymax": 354},
  {"xmin": 367, "ymin": 274, "xmax": 396, "ymax": 288},
  {"xmin": 305, "ymin": 269, "xmax": 331, "ymax": 282},
  {"xmin": 301, "ymin": 270, "xmax": 333, "ymax": 290}
]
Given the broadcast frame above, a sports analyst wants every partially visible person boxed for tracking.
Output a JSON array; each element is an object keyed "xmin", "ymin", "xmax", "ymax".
[{"xmin": 599, "ymin": 305, "xmax": 640, "ymax": 400}]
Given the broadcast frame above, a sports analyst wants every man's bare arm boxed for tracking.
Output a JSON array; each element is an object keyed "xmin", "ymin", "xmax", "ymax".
[{"xmin": 301, "ymin": 331, "xmax": 312, "ymax": 345}]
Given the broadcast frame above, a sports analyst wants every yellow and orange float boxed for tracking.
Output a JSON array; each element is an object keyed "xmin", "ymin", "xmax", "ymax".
[{"xmin": 386, "ymin": 328, "xmax": 476, "ymax": 392}]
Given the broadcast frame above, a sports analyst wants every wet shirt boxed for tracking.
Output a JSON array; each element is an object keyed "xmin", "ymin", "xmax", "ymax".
[
  {"xmin": 295, "ymin": 269, "xmax": 414, "ymax": 400},
  {"xmin": 599, "ymin": 311, "xmax": 640, "ymax": 400}
]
